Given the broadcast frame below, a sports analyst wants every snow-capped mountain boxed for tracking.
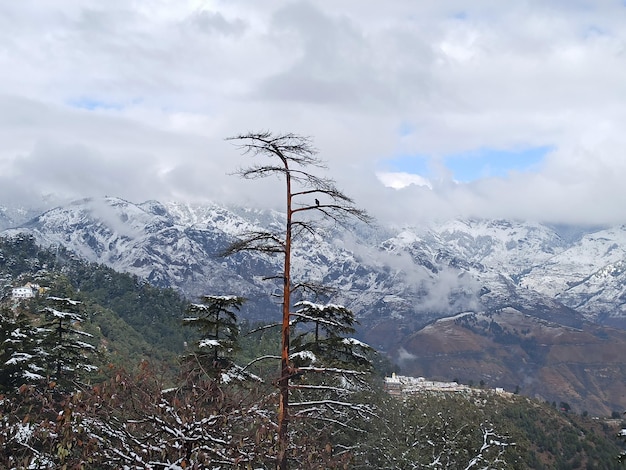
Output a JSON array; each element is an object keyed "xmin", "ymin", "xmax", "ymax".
[
  {"xmin": 4, "ymin": 196, "xmax": 625, "ymax": 415},
  {"xmin": 3, "ymin": 196, "xmax": 626, "ymax": 331}
]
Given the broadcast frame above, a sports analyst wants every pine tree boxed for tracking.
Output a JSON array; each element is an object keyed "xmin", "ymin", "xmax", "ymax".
[
  {"xmin": 40, "ymin": 296, "xmax": 97, "ymax": 388},
  {"xmin": 182, "ymin": 295, "xmax": 245, "ymax": 381},
  {"xmin": 291, "ymin": 301, "xmax": 374, "ymax": 371},
  {"xmin": 0, "ymin": 306, "xmax": 47, "ymax": 391},
  {"xmin": 225, "ymin": 131, "xmax": 372, "ymax": 469}
]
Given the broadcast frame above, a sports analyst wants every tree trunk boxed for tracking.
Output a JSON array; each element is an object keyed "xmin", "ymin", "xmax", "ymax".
[{"xmin": 277, "ymin": 162, "xmax": 292, "ymax": 470}]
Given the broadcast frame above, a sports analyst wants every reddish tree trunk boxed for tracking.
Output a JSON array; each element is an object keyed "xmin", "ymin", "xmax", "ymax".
[{"xmin": 277, "ymin": 160, "xmax": 292, "ymax": 470}]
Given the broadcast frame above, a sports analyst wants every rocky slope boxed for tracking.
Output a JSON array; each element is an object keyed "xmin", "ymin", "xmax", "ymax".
[
  {"xmin": 5, "ymin": 196, "xmax": 626, "ymax": 325},
  {"xmin": 2, "ymin": 196, "xmax": 626, "ymax": 414},
  {"xmin": 395, "ymin": 307, "xmax": 626, "ymax": 416}
]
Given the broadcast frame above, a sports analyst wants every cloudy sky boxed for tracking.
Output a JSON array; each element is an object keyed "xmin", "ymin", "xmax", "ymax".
[{"xmin": 1, "ymin": 0, "xmax": 626, "ymax": 226}]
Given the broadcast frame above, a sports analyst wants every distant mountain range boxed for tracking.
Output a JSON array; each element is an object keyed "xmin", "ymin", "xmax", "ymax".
[{"xmin": 2, "ymin": 196, "xmax": 625, "ymax": 414}]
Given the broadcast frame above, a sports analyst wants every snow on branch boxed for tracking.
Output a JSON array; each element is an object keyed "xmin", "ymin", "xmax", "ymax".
[
  {"xmin": 290, "ymin": 399, "xmax": 374, "ymax": 411},
  {"xmin": 46, "ymin": 296, "xmax": 81, "ymax": 306},
  {"xmin": 289, "ymin": 350, "xmax": 316, "ymax": 363},
  {"xmin": 289, "ymin": 384, "xmax": 358, "ymax": 394},
  {"xmin": 296, "ymin": 366, "xmax": 368, "ymax": 375},
  {"xmin": 463, "ymin": 426, "xmax": 513, "ymax": 470},
  {"xmin": 294, "ymin": 300, "xmax": 348, "ymax": 312},
  {"xmin": 342, "ymin": 337, "xmax": 371, "ymax": 348},
  {"xmin": 43, "ymin": 308, "xmax": 84, "ymax": 322},
  {"xmin": 198, "ymin": 339, "xmax": 221, "ymax": 348},
  {"xmin": 290, "ymin": 312, "xmax": 347, "ymax": 328},
  {"xmin": 241, "ymin": 355, "xmax": 281, "ymax": 372}
]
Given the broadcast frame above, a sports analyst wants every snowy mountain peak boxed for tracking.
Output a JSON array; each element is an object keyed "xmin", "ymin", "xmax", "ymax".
[{"xmin": 2, "ymin": 197, "xmax": 626, "ymax": 330}]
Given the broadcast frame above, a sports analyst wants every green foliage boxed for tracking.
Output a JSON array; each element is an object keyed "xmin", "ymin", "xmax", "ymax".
[
  {"xmin": 0, "ymin": 234, "xmax": 189, "ymax": 367},
  {"xmin": 1, "ymin": 338, "xmax": 624, "ymax": 469},
  {"xmin": 356, "ymin": 390, "xmax": 624, "ymax": 469},
  {"xmin": 39, "ymin": 296, "xmax": 97, "ymax": 389},
  {"xmin": 182, "ymin": 295, "xmax": 245, "ymax": 380},
  {"xmin": 291, "ymin": 301, "xmax": 374, "ymax": 371},
  {"xmin": 0, "ymin": 306, "xmax": 46, "ymax": 391},
  {"xmin": 1, "ymin": 234, "xmax": 623, "ymax": 468},
  {"xmin": 497, "ymin": 398, "xmax": 624, "ymax": 469},
  {"xmin": 64, "ymin": 263, "xmax": 189, "ymax": 353}
]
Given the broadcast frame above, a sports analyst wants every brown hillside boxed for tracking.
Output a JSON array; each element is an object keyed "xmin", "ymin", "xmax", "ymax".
[{"xmin": 392, "ymin": 308, "xmax": 626, "ymax": 416}]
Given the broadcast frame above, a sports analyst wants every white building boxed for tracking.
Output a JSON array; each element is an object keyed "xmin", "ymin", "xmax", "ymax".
[{"xmin": 11, "ymin": 283, "xmax": 40, "ymax": 300}]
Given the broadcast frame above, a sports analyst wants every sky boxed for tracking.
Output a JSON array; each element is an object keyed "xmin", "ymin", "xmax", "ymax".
[{"xmin": 1, "ymin": 1, "xmax": 626, "ymax": 226}]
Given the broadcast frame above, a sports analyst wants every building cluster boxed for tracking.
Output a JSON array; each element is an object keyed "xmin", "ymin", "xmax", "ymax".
[{"xmin": 384, "ymin": 373, "xmax": 510, "ymax": 397}]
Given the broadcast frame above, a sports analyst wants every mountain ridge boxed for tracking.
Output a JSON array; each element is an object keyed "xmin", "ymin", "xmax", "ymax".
[
  {"xmin": 2, "ymin": 196, "xmax": 626, "ymax": 414},
  {"xmin": 5, "ymin": 196, "xmax": 626, "ymax": 325}
]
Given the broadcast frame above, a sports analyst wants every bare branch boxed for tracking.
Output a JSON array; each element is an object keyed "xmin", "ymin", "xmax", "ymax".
[
  {"xmin": 227, "ymin": 132, "xmax": 323, "ymax": 169},
  {"xmin": 290, "ymin": 281, "xmax": 337, "ymax": 298},
  {"xmin": 290, "ymin": 400, "xmax": 375, "ymax": 415},
  {"xmin": 290, "ymin": 413, "xmax": 369, "ymax": 433},
  {"xmin": 220, "ymin": 231, "xmax": 285, "ymax": 257},
  {"xmin": 243, "ymin": 322, "xmax": 282, "ymax": 335},
  {"xmin": 293, "ymin": 203, "xmax": 372, "ymax": 225},
  {"xmin": 290, "ymin": 220, "xmax": 318, "ymax": 238},
  {"xmin": 289, "ymin": 384, "xmax": 357, "ymax": 394},
  {"xmin": 241, "ymin": 355, "xmax": 281, "ymax": 372}
]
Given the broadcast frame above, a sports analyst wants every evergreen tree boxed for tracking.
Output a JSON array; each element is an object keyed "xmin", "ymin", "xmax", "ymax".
[
  {"xmin": 182, "ymin": 295, "xmax": 247, "ymax": 382},
  {"xmin": 0, "ymin": 306, "xmax": 47, "ymax": 391},
  {"xmin": 291, "ymin": 300, "xmax": 373, "ymax": 371},
  {"xmin": 40, "ymin": 296, "xmax": 97, "ymax": 387}
]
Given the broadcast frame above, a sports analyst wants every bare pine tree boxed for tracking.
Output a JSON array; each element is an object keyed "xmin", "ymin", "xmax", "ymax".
[{"xmin": 225, "ymin": 131, "xmax": 372, "ymax": 469}]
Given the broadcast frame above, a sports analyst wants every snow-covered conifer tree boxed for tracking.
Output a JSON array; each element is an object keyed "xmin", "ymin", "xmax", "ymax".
[
  {"xmin": 0, "ymin": 306, "xmax": 47, "ymax": 391},
  {"xmin": 40, "ymin": 296, "xmax": 96, "ymax": 387},
  {"xmin": 291, "ymin": 301, "xmax": 374, "ymax": 371},
  {"xmin": 183, "ymin": 295, "xmax": 253, "ymax": 383}
]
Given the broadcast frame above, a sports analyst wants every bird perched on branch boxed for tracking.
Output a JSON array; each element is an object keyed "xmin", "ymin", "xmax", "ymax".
[{"xmin": 315, "ymin": 198, "xmax": 320, "ymax": 206}]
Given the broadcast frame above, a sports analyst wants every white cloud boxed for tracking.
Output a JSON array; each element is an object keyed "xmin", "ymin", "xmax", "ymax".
[
  {"xmin": 377, "ymin": 172, "xmax": 432, "ymax": 190},
  {"xmin": 1, "ymin": 1, "xmax": 626, "ymax": 225}
]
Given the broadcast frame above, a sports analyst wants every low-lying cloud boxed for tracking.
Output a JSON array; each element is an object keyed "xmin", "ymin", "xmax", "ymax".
[{"xmin": 1, "ymin": 2, "xmax": 626, "ymax": 227}]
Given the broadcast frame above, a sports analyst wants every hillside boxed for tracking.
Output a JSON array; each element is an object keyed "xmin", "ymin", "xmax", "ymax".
[
  {"xmin": 0, "ymin": 234, "xmax": 190, "ymax": 365},
  {"xmin": 2, "ymin": 196, "xmax": 626, "ymax": 416},
  {"xmin": 392, "ymin": 308, "xmax": 626, "ymax": 416},
  {"xmin": 6, "ymin": 197, "xmax": 626, "ymax": 327},
  {"xmin": 367, "ymin": 389, "xmax": 625, "ymax": 469},
  {"xmin": 0, "ymin": 233, "xmax": 625, "ymax": 467}
]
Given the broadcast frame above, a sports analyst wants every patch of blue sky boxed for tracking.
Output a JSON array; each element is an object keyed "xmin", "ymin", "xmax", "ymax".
[
  {"xmin": 398, "ymin": 121, "xmax": 414, "ymax": 137},
  {"xmin": 66, "ymin": 97, "xmax": 128, "ymax": 111},
  {"xmin": 387, "ymin": 145, "xmax": 554, "ymax": 182}
]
